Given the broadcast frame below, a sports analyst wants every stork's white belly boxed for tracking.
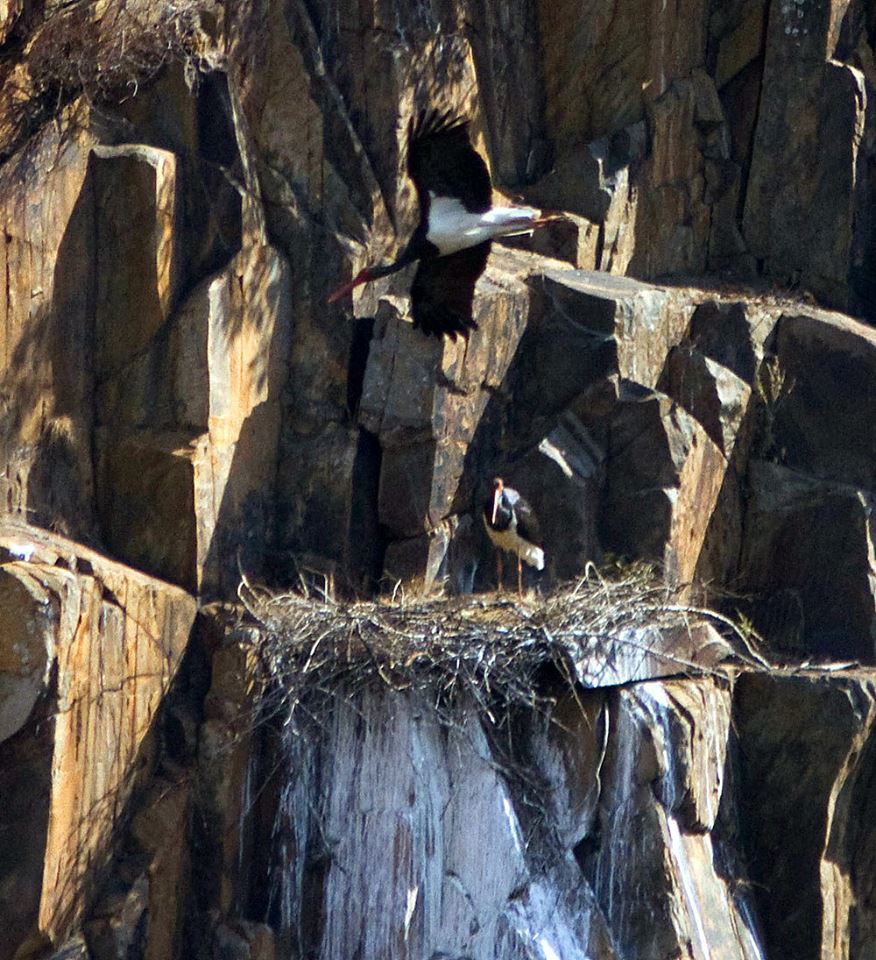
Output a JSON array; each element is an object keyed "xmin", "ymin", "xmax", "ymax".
[
  {"xmin": 483, "ymin": 515, "xmax": 545, "ymax": 570},
  {"xmin": 426, "ymin": 194, "xmax": 540, "ymax": 256}
]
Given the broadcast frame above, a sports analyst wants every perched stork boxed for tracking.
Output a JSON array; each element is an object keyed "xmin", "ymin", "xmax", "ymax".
[
  {"xmin": 327, "ymin": 110, "xmax": 556, "ymax": 339},
  {"xmin": 483, "ymin": 477, "xmax": 545, "ymax": 595}
]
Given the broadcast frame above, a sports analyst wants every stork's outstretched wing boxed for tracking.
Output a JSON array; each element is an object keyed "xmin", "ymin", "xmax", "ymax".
[
  {"xmin": 409, "ymin": 241, "xmax": 491, "ymax": 339},
  {"xmin": 408, "ymin": 110, "xmax": 492, "ymax": 215}
]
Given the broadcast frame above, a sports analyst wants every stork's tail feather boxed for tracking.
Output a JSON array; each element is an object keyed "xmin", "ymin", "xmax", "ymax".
[{"xmin": 522, "ymin": 544, "xmax": 545, "ymax": 571}]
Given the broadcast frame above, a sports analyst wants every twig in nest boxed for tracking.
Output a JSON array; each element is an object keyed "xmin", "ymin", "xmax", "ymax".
[{"xmin": 237, "ymin": 569, "xmax": 754, "ymax": 740}]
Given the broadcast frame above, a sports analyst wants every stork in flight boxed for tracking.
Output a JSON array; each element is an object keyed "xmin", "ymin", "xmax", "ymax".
[
  {"xmin": 327, "ymin": 110, "xmax": 556, "ymax": 339},
  {"xmin": 483, "ymin": 477, "xmax": 545, "ymax": 595}
]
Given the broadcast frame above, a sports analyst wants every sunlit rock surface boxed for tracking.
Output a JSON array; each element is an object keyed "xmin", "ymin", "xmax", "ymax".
[
  {"xmin": 1, "ymin": 0, "xmax": 876, "ymax": 958},
  {"xmin": 0, "ymin": 524, "xmax": 195, "ymax": 958}
]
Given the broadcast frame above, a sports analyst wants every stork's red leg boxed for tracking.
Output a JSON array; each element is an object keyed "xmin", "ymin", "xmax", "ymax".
[
  {"xmin": 517, "ymin": 555, "xmax": 523, "ymax": 596},
  {"xmin": 496, "ymin": 551, "xmax": 504, "ymax": 591}
]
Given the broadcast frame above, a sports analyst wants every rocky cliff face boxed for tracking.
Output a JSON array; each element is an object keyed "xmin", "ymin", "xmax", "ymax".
[{"xmin": 1, "ymin": 0, "xmax": 876, "ymax": 958}]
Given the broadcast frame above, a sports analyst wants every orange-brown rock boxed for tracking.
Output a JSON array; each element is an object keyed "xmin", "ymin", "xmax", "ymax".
[
  {"xmin": 768, "ymin": 309, "xmax": 876, "ymax": 489},
  {"xmin": 0, "ymin": 523, "xmax": 195, "ymax": 957},
  {"xmin": 0, "ymin": 109, "xmax": 98, "ymax": 543},
  {"xmin": 98, "ymin": 240, "xmax": 292, "ymax": 597},
  {"xmin": 195, "ymin": 609, "xmax": 265, "ymax": 924},
  {"xmin": 743, "ymin": 2, "xmax": 873, "ymax": 312},
  {"xmin": 2, "ymin": 0, "xmax": 876, "ymax": 958}
]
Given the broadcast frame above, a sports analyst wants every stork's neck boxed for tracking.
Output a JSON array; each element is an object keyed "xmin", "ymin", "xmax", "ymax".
[{"xmin": 370, "ymin": 242, "xmax": 420, "ymax": 278}]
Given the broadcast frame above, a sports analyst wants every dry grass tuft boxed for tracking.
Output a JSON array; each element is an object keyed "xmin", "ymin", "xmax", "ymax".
[{"xmin": 0, "ymin": 0, "xmax": 224, "ymax": 161}]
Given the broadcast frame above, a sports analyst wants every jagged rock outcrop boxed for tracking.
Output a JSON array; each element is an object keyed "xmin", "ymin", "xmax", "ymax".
[
  {"xmin": 1, "ymin": 0, "xmax": 876, "ymax": 958},
  {"xmin": 182, "ymin": 620, "xmax": 876, "ymax": 960},
  {"xmin": 0, "ymin": 524, "xmax": 195, "ymax": 959},
  {"xmin": 736, "ymin": 671, "xmax": 876, "ymax": 960},
  {"xmin": 2, "ymin": 0, "xmax": 874, "ymax": 616}
]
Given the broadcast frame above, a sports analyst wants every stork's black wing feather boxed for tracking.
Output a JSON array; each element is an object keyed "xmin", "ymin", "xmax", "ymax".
[
  {"xmin": 408, "ymin": 110, "xmax": 492, "ymax": 214},
  {"xmin": 410, "ymin": 242, "xmax": 491, "ymax": 339},
  {"xmin": 513, "ymin": 494, "xmax": 543, "ymax": 549}
]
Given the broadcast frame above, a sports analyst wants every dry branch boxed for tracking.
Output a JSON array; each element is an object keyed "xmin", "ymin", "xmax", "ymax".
[{"xmin": 0, "ymin": 0, "xmax": 225, "ymax": 161}]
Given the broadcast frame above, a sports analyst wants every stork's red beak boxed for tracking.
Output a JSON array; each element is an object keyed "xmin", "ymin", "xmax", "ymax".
[
  {"xmin": 491, "ymin": 488, "xmax": 501, "ymax": 525},
  {"xmin": 326, "ymin": 268, "xmax": 372, "ymax": 304}
]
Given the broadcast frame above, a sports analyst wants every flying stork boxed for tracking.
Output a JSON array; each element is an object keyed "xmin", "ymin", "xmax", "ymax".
[
  {"xmin": 327, "ymin": 109, "xmax": 556, "ymax": 339},
  {"xmin": 483, "ymin": 477, "xmax": 545, "ymax": 595}
]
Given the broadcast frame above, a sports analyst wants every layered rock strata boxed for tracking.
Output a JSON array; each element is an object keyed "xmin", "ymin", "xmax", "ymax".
[{"xmin": 0, "ymin": 0, "xmax": 874, "ymax": 959}]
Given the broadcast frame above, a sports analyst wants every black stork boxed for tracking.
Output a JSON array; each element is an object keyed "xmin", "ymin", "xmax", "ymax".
[
  {"xmin": 327, "ymin": 110, "xmax": 556, "ymax": 339},
  {"xmin": 483, "ymin": 477, "xmax": 545, "ymax": 595}
]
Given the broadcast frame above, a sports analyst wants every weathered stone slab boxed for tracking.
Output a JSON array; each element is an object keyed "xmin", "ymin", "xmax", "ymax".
[
  {"xmin": 197, "ymin": 623, "xmax": 263, "ymax": 921},
  {"xmin": 84, "ymin": 778, "xmax": 198, "ymax": 960},
  {"xmin": 317, "ymin": 692, "xmax": 523, "ymax": 959},
  {"xmin": 277, "ymin": 422, "xmax": 382, "ymax": 593},
  {"xmin": 633, "ymin": 75, "xmax": 715, "ymax": 277},
  {"xmin": 271, "ymin": 686, "xmax": 622, "ymax": 960},
  {"xmin": 97, "ymin": 428, "xmax": 199, "ymax": 590},
  {"xmin": 526, "ymin": 691, "xmax": 607, "ymax": 849},
  {"xmin": 738, "ymin": 460, "xmax": 876, "ymax": 661},
  {"xmin": 90, "ymin": 145, "xmax": 181, "ymax": 378},
  {"xmin": 641, "ymin": 678, "xmax": 731, "ymax": 831},
  {"xmin": 744, "ymin": 50, "xmax": 866, "ymax": 309},
  {"xmin": 382, "ymin": 521, "xmax": 455, "ymax": 593},
  {"xmin": 693, "ymin": 457, "xmax": 747, "ymax": 589},
  {"xmin": 540, "ymin": 0, "xmax": 706, "ymax": 147},
  {"xmin": 358, "ymin": 299, "xmax": 450, "ymax": 443},
  {"xmin": 769, "ymin": 309, "xmax": 876, "ymax": 490},
  {"xmin": 686, "ymin": 299, "xmax": 776, "ymax": 383},
  {"xmin": 377, "ymin": 439, "xmax": 468, "ymax": 540},
  {"xmin": 0, "ymin": 562, "xmax": 54, "ymax": 743},
  {"xmin": 663, "ymin": 346, "xmax": 752, "ymax": 454},
  {"xmin": 600, "ymin": 388, "xmax": 728, "ymax": 585},
  {"xmin": 97, "ymin": 243, "xmax": 292, "ymax": 597},
  {"xmin": 587, "ymin": 680, "xmax": 763, "ymax": 960},
  {"xmin": 129, "ymin": 777, "xmax": 191, "ymax": 960},
  {"xmin": 735, "ymin": 670, "xmax": 876, "ymax": 960},
  {"xmin": 0, "ymin": 113, "xmax": 98, "ymax": 541},
  {"xmin": 712, "ymin": 0, "xmax": 766, "ymax": 89},
  {"xmin": 0, "ymin": 523, "xmax": 196, "ymax": 956},
  {"xmin": 532, "ymin": 266, "xmax": 682, "ymax": 393}
]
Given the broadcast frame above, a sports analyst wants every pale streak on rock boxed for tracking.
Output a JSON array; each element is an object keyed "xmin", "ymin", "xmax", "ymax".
[
  {"xmin": 276, "ymin": 687, "xmax": 628, "ymax": 960},
  {"xmin": 591, "ymin": 683, "xmax": 765, "ymax": 960}
]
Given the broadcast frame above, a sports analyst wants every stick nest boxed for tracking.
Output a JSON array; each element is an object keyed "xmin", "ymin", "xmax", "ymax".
[{"xmin": 239, "ymin": 567, "xmax": 759, "ymax": 727}]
